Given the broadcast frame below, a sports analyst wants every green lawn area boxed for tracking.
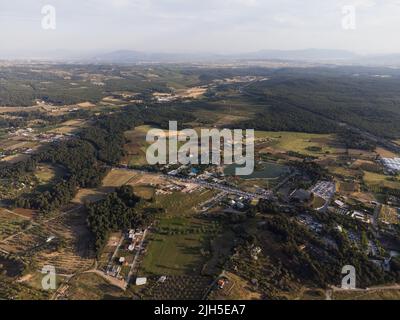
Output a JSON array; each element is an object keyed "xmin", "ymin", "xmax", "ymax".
[
  {"xmin": 311, "ymin": 196, "xmax": 326, "ymax": 209},
  {"xmin": 256, "ymin": 131, "xmax": 340, "ymax": 156},
  {"xmin": 152, "ymin": 190, "xmax": 216, "ymax": 217},
  {"xmin": 225, "ymin": 161, "xmax": 289, "ymax": 180},
  {"xmin": 328, "ymin": 166, "xmax": 360, "ymax": 179},
  {"xmin": 139, "ymin": 191, "xmax": 220, "ymax": 276},
  {"xmin": 363, "ymin": 171, "xmax": 400, "ymax": 189}
]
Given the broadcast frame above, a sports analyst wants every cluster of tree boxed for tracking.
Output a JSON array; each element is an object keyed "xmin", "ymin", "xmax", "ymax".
[
  {"xmin": 230, "ymin": 98, "xmax": 338, "ymax": 134},
  {"xmin": 14, "ymin": 139, "xmax": 108, "ymax": 212},
  {"xmin": 289, "ymin": 160, "xmax": 329, "ymax": 182},
  {"xmin": 86, "ymin": 185, "xmax": 155, "ymax": 254},
  {"xmin": 16, "ymin": 178, "xmax": 78, "ymax": 212},
  {"xmin": 0, "ymin": 117, "xmax": 27, "ymax": 129},
  {"xmin": 5, "ymin": 109, "xmax": 91, "ymax": 128},
  {"xmin": 262, "ymin": 215, "xmax": 388, "ymax": 288},
  {"xmin": 139, "ymin": 104, "xmax": 196, "ymax": 130},
  {"xmin": 338, "ymin": 130, "xmax": 377, "ymax": 151}
]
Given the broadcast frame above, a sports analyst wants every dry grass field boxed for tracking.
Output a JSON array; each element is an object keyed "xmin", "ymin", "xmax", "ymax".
[
  {"xmin": 380, "ymin": 205, "xmax": 399, "ymax": 225},
  {"xmin": 47, "ymin": 119, "xmax": 86, "ymax": 134},
  {"xmin": 376, "ymin": 147, "xmax": 399, "ymax": 158},
  {"xmin": 208, "ymin": 272, "xmax": 262, "ymax": 300},
  {"xmin": 0, "ymin": 208, "xmax": 31, "ymax": 241},
  {"xmin": 363, "ymin": 171, "xmax": 400, "ymax": 190},
  {"xmin": 176, "ymin": 86, "xmax": 207, "ymax": 99},
  {"xmin": 63, "ymin": 273, "xmax": 126, "ymax": 300},
  {"xmin": 73, "ymin": 169, "xmax": 139, "ymax": 204}
]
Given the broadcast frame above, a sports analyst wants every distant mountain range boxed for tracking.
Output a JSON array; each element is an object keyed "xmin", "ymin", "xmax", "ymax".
[
  {"xmin": 92, "ymin": 49, "xmax": 358, "ymax": 63},
  {"xmin": 91, "ymin": 49, "xmax": 400, "ymax": 66},
  {"xmin": 3, "ymin": 48, "xmax": 400, "ymax": 66}
]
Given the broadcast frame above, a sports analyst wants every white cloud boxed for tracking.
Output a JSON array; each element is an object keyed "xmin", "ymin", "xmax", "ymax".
[{"xmin": 0, "ymin": 0, "xmax": 400, "ymax": 55}]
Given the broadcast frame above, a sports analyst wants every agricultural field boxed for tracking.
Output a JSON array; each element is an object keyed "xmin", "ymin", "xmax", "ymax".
[
  {"xmin": 363, "ymin": 171, "xmax": 400, "ymax": 190},
  {"xmin": 376, "ymin": 147, "xmax": 399, "ymax": 158},
  {"xmin": 47, "ymin": 119, "xmax": 86, "ymax": 135},
  {"xmin": 256, "ymin": 131, "xmax": 342, "ymax": 158},
  {"xmin": 139, "ymin": 190, "xmax": 220, "ymax": 276},
  {"xmin": 337, "ymin": 181, "xmax": 360, "ymax": 193},
  {"xmin": 137, "ymin": 275, "xmax": 212, "ymax": 300},
  {"xmin": 379, "ymin": 205, "xmax": 399, "ymax": 225},
  {"xmin": 225, "ymin": 161, "xmax": 289, "ymax": 181},
  {"xmin": 1, "ymin": 207, "xmax": 95, "ymax": 275},
  {"xmin": 347, "ymin": 149, "xmax": 376, "ymax": 160},
  {"xmin": 73, "ymin": 168, "xmax": 139, "ymax": 204},
  {"xmin": 63, "ymin": 273, "xmax": 127, "ymax": 300},
  {"xmin": 133, "ymin": 185, "xmax": 156, "ymax": 200},
  {"xmin": 328, "ymin": 166, "xmax": 361, "ymax": 180},
  {"xmin": 332, "ymin": 289, "xmax": 400, "ymax": 300},
  {"xmin": 175, "ymin": 86, "xmax": 207, "ymax": 99},
  {"xmin": 0, "ymin": 208, "xmax": 31, "ymax": 241},
  {"xmin": 122, "ymin": 125, "xmax": 152, "ymax": 166}
]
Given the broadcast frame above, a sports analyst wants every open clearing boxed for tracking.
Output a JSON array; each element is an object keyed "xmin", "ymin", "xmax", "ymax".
[
  {"xmin": 332, "ymin": 289, "xmax": 400, "ymax": 300},
  {"xmin": 35, "ymin": 164, "xmax": 66, "ymax": 185},
  {"xmin": 63, "ymin": 273, "xmax": 127, "ymax": 300},
  {"xmin": 380, "ymin": 205, "xmax": 399, "ymax": 225},
  {"xmin": 337, "ymin": 181, "xmax": 360, "ymax": 193},
  {"xmin": 72, "ymin": 168, "xmax": 139, "ymax": 204},
  {"xmin": 47, "ymin": 119, "xmax": 86, "ymax": 134},
  {"xmin": 122, "ymin": 125, "xmax": 152, "ymax": 166},
  {"xmin": 256, "ymin": 131, "xmax": 341, "ymax": 158},
  {"xmin": 376, "ymin": 147, "xmax": 398, "ymax": 158},
  {"xmin": 176, "ymin": 87, "xmax": 207, "ymax": 99},
  {"xmin": 208, "ymin": 272, "xmax": 262, "ymax": 300}
]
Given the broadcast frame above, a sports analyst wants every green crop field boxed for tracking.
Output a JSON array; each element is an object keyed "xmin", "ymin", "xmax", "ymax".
[
  {"xmin": 363, "ymin": 171, "xmax": 400, "ymax": 190},
  {"xmin": 140, "ymin": 191, "xmax": 220, "ymax": 276},
  {"xmin": 256, "ymin": 131, "xmax": 340, "ymax": 156}
]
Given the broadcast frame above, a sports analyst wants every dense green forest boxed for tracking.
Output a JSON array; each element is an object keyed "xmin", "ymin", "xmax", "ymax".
[
  {"xmin": 241, "ymin": 69, "xmax": 400, "ymax": 139},
  {"xmin": 86, "ymin": 185, "xmax": 156, "ymax": 254}
]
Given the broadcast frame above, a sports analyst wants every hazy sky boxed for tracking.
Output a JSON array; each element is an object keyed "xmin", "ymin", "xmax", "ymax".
[{"xmin": 1, "ymin": 0, "xmax": 400, "ymax": 56}]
